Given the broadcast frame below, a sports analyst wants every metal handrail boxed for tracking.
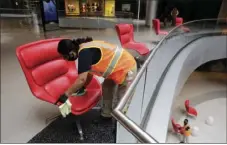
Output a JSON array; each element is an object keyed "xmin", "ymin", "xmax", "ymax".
[{"xmin": 111, "ymin": 18, "xmax": 226, "ymax": 143}]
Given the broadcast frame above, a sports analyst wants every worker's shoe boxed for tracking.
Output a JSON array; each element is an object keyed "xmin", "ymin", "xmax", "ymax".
[
  {"xmin": 99, "ymin": 108, "xmax": 113, "ymax": 121},
  {"xmin": 92, "ymin": 109, "xmax": 112, "ymax": 124},
  {"xmin": 101, "ymin": 100, "xmax": 113, "ymax": 118},
  {"xmin": 101, "ymin": 109, "xmax": 112, "ymax": 118}
]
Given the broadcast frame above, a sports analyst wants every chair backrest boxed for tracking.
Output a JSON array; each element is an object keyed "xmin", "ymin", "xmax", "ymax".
[
  {"xmin": 152, "ymin": 19, "xmax": 161, "ymax": 35},
  {"xmin": 176, "ymin": 17, "xmax": 183, "ymax": 26},
  {"xmin": 171, "ymin": 118, "xmax": 181, "ymax": 133},
  {"xmin": 16, "ymin": 38, "xmax": 78, "ymax": 104},
  {"xmin": 115, "ymin": 23, "xmax": 134, "ymax": 46},
  {"xmin": 185, "ymin": 100, "xmax": 190, "ymax": 110}
]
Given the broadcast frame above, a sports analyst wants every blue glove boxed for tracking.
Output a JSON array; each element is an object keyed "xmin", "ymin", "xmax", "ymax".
[{"xmin": 72, "ymin": 87, "xmax": 86, "ymax": 96}]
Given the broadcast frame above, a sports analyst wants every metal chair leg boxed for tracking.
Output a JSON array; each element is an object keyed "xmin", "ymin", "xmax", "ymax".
[
  {"xmin": 75, "ymin": 119, "xmax": 84, "ymax": 141},
  {"xmin": 45, "ymin": 114, "xmax": 62, "ymax": 124}
]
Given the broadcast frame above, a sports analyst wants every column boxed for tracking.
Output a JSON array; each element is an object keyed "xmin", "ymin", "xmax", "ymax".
[
  {"xmin": 218, "ymin": 0, "xmax": 227, "ymax": 19},
  {"xmin": 145, "ymin": 0, "xmax": 158, "ymax": 27},
  {"xmin": 137, "ymin": 0, "xmax": 141, "ymax": 20}
]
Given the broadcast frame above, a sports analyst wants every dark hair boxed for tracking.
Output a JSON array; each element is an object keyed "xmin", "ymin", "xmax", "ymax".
[
  {"xmin": 72, "ymin": 36, "xmax": 93, "ymax": 46},
  {"xmin": 185, "ymin": 126, "xmax": 190, "ymax": 131},
  {"xmin": 57, "ymin": 37, "xmax": 93, "ymax": 55},
  {"xmin": 184, "ymin": 119, "xmax": 188, "ymax": 125}
]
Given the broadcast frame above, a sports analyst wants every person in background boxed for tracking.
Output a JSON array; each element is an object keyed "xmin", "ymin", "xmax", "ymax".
[
  {"xmin": 171, "ymin": 7, "xmax": 179, "ymax": 26},
  {"xmin": 56, "ymin": 37, "xmax": 137, "ymax": 119},
  {"xmin": 180, "ymin": 119, "xmax": 191, "ymax": 143}
]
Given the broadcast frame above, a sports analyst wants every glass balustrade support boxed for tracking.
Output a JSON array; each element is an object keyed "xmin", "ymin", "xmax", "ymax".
[
  {"xmin": 112, "ymin": 110, "xmax": 158, "ymax": 143},
  {"xmin": 115, "ymin": 46, "xmax": 159, "ymax": 111}
]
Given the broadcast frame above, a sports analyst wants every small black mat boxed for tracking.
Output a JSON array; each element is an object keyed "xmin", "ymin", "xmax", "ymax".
[{"xmin": 28, "ymin": 110, "xmax": 116, "ymax": 143}]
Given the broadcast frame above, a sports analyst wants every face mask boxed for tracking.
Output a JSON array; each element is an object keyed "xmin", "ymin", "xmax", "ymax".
[{"xmin": 63, "ymin": 51, "xmax": 78, "ymax": 61}]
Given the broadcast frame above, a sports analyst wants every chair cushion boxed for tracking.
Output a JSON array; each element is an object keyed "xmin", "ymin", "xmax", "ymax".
[
  {"xmin": 176, "ymin": 17, "xmax": 183, "ymax": 26},
  {"xmin": 69, "ymin": 77, "xmax": 102, "ymax": 115},
  {"xmin": 16, "ymin": 39, "xmax": 102, "ymax": 116},
  {"xmin": 159, "ymin": 31, "xmax": 169, "ymax": 35},
  {"xmin": 20, "ymin": 41, "xmax": 61, "ymax": 69},
  {"xmin": 123, "ymin": 42, "xmax": 150, "ymax": 55},
  {"xmin": 115, "ymin": 24, "xmax": 133, "ymax": 45},
  {"xmin": 32, "ymin": 59, "xmax": 69, "ymax": 86}
]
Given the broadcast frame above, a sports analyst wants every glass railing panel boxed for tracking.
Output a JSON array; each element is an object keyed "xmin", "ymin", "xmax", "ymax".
[
  {"xmin": 141, "ymin": 19, "xmax": 227, "ymax": 142},
  {"xmin": 116, "ymin": 70, "xmax": 147, "ymax": 143}
]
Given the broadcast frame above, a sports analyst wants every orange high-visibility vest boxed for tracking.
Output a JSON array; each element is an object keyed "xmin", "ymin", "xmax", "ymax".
[
  {"xmin": 184, "ymin": 129, "xmax": 191, "ymax": 137},
  {"xmin": 79, "ymin": 41, "xmax": 136, "ymax": 84},
  {"xmin": 181, "ymin": 125, "xmax": 191, "ymax": 137}
]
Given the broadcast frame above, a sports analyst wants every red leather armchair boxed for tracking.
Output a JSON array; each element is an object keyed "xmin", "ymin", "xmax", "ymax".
[
  {"xmin": 115, "ymin": 23, "xmax": 150, "ymax": 67},
  {"xmin": 175, "ymin": 17, "xmax": 190, "ymax": 32},
  {"xmin": 152, "ymin": 19, "xmax": 169, "ymax": 35},
  {"xmin": 175, "ymin": 17, "xmax": 183, "ymax": 26},
  {"xmin": 171, "ymin": 117, "xmax": 182, "ymax": 134},
  {"xmin": 16, "ymin": 38, "xmax": 102, "ymax": 140}
]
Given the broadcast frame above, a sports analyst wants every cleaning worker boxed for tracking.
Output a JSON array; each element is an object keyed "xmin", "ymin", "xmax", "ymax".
[{"xmin": 56, "ymin": 37, "xmax": 137, "ymax": 119}]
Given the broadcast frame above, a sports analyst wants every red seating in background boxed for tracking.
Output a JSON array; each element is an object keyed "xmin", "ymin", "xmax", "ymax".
[
  {"xmin": 152, "ymin": 19, "xmax": 169, "ymax": 35},
  {"xmin": 176, "ymin": 17, "xmax": 190, "ymax": 32},
  {"xmin": 115, "ymin": 23, "xmax": 150, "ymax": 56},
  {"xmin": 16, "ymin": 38, "xmax": 102, "ymax": 140},
  {"xmin": 185, "ymin": 100, "xmax": 198, "ymax": 117},
  {"xmin": 171, "ymin": 118, "xmax": 182, "ymax": 134},
  {"xmin": 175, "ymin": 17, "xmax": 183, "ymax": 26}
]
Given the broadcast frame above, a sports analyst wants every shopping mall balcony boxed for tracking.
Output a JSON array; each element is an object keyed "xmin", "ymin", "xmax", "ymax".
[{"xmin": 1, "ymin": 8, "xmax": 227, "ymax": 143}]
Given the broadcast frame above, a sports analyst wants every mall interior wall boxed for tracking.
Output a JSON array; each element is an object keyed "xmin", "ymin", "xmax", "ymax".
[
  {"xmin": 218, "ymin": 0, "xmax": 227, "ymax": 19},
  {"xmin": 114, "ymin": 0, "xmax": 147, "ymax": 19},
  {"xmin": 56, "ymin": 0, "xmax": 144, "ymax": 19}
]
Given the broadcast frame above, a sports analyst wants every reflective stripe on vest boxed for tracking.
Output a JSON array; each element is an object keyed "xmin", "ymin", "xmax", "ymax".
[
  {"xmin": 80, "ymin": 42, "xmax": 123, "ymax": 78},
  {"xmin": 80, "ymin": 41, "xmax": 115, "ymax": 51},
  {"xmin": 103, "ymin": 46, "xmax": 123, "ymax": 78}
]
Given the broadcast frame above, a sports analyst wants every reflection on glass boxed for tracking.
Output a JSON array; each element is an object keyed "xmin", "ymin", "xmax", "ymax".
[
  {"xmin": 42, "ymin": 0, "xmax": 58, "ymax": 23},
  {"xmin": 63, "ymin": 0, "xmax": 116, "ymax": 17},
  {"xmin": 64, "ymin": 0, "xmax": 80, "ymax": 15}
]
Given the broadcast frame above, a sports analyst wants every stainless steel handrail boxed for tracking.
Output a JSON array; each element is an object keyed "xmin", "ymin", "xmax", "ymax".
[{"xmin": 111, "ymin": 18, "xmax": 226, "ymax": 143}]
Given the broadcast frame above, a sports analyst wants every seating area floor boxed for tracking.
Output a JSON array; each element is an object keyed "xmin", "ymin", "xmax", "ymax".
[{"xmin": 28, "ymin": 109, "xmax": 116, "ymax": 143}]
